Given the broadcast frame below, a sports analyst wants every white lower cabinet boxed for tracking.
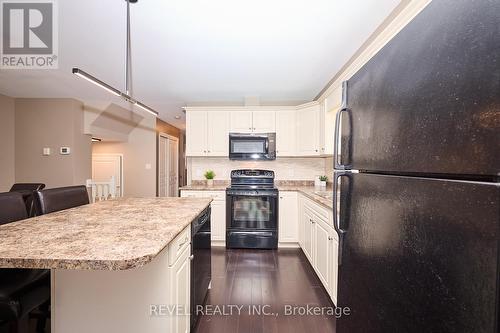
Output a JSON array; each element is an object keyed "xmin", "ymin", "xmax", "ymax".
[
  {"xmin": 299, "ymin": 195, "xmax": 339, "ymax": 305},
  {"xmin": 278, "ymin": 192, "xmax": 298, "ymax": 243},
  {"xmin": 180, "ymin": 190, "xmax": 226, "ymax": 242},
  {"xmin": 170, "ymin": 244, "xmax": 191, "ymax": 333}
]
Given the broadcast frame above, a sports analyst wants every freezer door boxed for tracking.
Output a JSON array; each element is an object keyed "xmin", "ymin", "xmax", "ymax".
[
  {"xmin": 336, "ymin": 0, "xmax": 500, "ymax": 177},
  {"xmin": 336, "ymin": 173, "xmax": 499, "ymax": 333}
]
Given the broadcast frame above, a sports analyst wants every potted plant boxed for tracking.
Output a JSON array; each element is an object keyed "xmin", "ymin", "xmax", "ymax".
[
  {"xmin": 204, "ymin": 170, "xmax": 215, "ymax": 187},
  {"xmin": 319, "ymin": 175, "xmax": 328, "ymax": 188}
]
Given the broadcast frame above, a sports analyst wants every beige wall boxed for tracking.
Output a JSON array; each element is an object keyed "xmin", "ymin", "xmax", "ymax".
[
  {"xmin": 188, "ymin": 157, "xmax": 328, "ymax": 183},
  {"xmin": 92, "ymin": 112, "xmax": 157, "ymax": 197},
  {"xmin": 15, "ymin": 99, "xmax": 92, "ymax": 188},
  {"xmin": 0, "ymin": 94, "xmax": 15, "ymax": 191}
]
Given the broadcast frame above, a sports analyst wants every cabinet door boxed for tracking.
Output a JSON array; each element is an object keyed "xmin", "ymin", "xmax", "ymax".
[
  {"xmin": 330, "ymin": 234, "xmax": 339, "ymax": 305},
  {"xmin": 230, "ymin": 111, "xmax": 253, "ymax": 133},
  {"xmin": 170, "ymin": 246, "xmax": 190, "ymax": 333},
  {"xmin": 211, "ymin": 200, "xmax": 226, "ymax": 241},
  {"xmin": 302, "ymin": 207, "xmax": 314, "ymax": 263},
  {"xmin": 186, "ymin": 111, "xmax": 207, "ymax": 156},
  {"xmin": 252, "ymin": 111, "xmax": 276, "ymax": 132},
  {"xmin": 276, "ymin": 111, "xmax": 296, "ymax": 156},
  {"xmin": 296, "ymin": 105, "xmax": 320, "ymax": 156},
  {"xmin": 314, "ymin": 216, "xmax": 331, "ymax": 291},
  {"xmin": 278, "ymin": 192, "xmax": 298, "ymax": 243},
  {"xmin": 207, "ymin": 111, "xmax": 230, "ymax": 156}
]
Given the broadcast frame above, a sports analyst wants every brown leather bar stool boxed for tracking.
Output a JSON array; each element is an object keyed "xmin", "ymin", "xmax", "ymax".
[
  {"xmin": 34, "ymin": 185, "xmax": 90, "ymax": 215},
  {"xmin": 0, "ymin": 192, "xmax": 50, "ymax": 333},
  {"xmin": 9, "ymin": 183, "xmax": 46, "ymax": 217}
]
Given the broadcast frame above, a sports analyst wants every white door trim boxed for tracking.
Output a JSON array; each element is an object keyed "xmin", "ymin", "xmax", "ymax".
[{"xmin": 91, "ymin": 153, "xmax": 124, "ymax": 197}]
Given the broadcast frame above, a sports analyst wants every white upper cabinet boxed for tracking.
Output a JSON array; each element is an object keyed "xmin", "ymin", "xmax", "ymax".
[
  {"xmin": 252, "ymin": 111, "xmax": 276, "ymax": 132},
  {"xmin": 230, "ymin": 111, "xmax": 253, "ymax": 133},
  {"xmin": 186, "ymin": 111, "xmax": 208, "ymax": 156},
  {"xmin": 186, "ymin": 110, "xmax": 230, "ymax": 157},
  {"xmin": 230, "ymin": 110, "xmax": 275, "ymax": 133},
  {"xmin": 275, "ymin": 110, "xmax": 296, "ymax": 156},
  {"xmin": 207, "ymin": 111, "xmax": 230, "ymax": 156},
  {"xmin": 296, "ymin": 104, "xmax": 321, "ymax": 156}
]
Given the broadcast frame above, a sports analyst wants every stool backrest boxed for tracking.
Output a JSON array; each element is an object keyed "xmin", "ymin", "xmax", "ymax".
[
  {"xmin": 34, "ymin": 185, "xmax": 90, "ymax": 215},
  {"xmin": 0, "ymin": 192, "xmax": 28, "ymax": 225},
  {"xmin": 9, "ymin": 183, "xmax": 46, "ymax": 217}
]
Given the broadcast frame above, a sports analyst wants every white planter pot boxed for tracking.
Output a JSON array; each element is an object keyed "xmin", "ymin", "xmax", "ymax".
[
  {"xmin": 320, "ymin": 181, "xmax": 327, "ymax": 188},
  {"xmin": 206, "ymin": 179, "xmax": 214, "ymax": 187}
]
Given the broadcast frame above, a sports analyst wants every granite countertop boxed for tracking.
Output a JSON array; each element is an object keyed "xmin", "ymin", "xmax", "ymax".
[
  {"xmin": 180, "ymin": 184, "xmax": 334, "ymax": 210},
  {"xmin": 0, "ymin": 197, "xmax": 212, "ymax": 271},
  {"xmin": 278, "ymin": 185, "xmax": 334, "ymax": 210}
]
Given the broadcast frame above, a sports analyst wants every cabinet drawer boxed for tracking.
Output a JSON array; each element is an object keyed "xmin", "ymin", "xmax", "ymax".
[
  {"xmin": 168, "ymin": 226, "xmax": 191, "ymax": 266},
  {"xmin": 303, "ymin": 196, "xmax": 330, "ymax": 223},
  {"xmin": 181, "ymin": 190, "xmax": 225, "ymax": 201}
]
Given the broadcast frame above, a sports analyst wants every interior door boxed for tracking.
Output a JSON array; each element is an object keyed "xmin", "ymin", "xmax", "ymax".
[
  {"xmin": 158, "ymin": 134, "xmax": 179, "ymax": 197},
  {"xmin": 336, "ymin": 172, "xmax": 499, "ymax": 333},
  {"xmin": 92, "ymin": 154, "xmax": 123, "ymax": 196},
  {"xmin": 168, "ymin": 137, "xmax": 179, "ymax": 197},
  {"xmin": 338, "ymin": 0, "xmax": 500, "ymax": 176}
]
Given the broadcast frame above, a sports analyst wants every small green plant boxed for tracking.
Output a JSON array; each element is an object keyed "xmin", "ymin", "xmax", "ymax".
[
  {"xmin": 319, "ymin": 175, "xmax": 328, "ymax": 182},
  {"xmin": 204, "ymin": 170, "xmax": 215, "ymax": 180}
]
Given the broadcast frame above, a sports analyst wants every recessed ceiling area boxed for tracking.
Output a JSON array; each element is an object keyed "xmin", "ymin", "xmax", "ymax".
[{"xmin": 0, "ymin": 0, "xmax": 401, "ymax": 128}]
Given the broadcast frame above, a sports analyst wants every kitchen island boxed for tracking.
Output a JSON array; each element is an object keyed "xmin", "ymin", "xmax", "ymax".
[{"xmin": 0, "ymin": 197, "xmax": 212, "ymax": 333}]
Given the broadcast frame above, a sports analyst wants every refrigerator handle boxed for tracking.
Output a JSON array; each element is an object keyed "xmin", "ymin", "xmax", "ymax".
[
  {"xmin": 333, "ymin": 171, "xmax": 351, "ymax": 266},
  {"xmin": 334, "ymin": 81, "xmax": 351, "ymax": 170}
]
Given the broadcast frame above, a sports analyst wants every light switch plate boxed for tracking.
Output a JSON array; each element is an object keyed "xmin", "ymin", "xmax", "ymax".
[
  {"xmin": 43, "ymin": 148, "xmax": 51, "ymax": 156},
  {"xmin": 145, "ymin": 163, "xmax": 152, "ymax": 170}
]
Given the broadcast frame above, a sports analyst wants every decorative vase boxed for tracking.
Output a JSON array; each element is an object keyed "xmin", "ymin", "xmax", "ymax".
[
  {"xmin": 207, "ymin": 179, "xmax": 214, "ymax": 187},
  {"xmin": 320, "ymin": 181, "xmax": 327, "ymax": 188}
]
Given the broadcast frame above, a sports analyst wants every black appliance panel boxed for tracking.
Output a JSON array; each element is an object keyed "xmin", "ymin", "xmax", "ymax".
[
  {"xmin": 191, "ymin": 208, "xmax": 211, "ymax": 330},
  {"xmin": 226, "ymin": 191, "xmax": 278, "ymax": 230},
  {"xmin": 337, "ymin": 0, "xmax": 500, "ymax": 178},
  {"xmin": 229, "ymin": 133, "xmax": 276, "ymax": 161},
  {"xmin": 336, "ymin": 173, "xmax": 499, "ymax": 333}
]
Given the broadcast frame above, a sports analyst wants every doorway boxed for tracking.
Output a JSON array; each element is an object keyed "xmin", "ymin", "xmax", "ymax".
[
  {"xmin": 158, "ymin": 133, "xmax": 179, "ymax": 197},
  {"xmin": 91, "ymin": 154, "xmax": 124, "ymax": 197}
]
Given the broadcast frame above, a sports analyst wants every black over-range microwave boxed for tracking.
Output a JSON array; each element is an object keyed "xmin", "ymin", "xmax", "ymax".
[{"xmin": 229, "ymin": 133, "xmax": 276, "ymax": 160}]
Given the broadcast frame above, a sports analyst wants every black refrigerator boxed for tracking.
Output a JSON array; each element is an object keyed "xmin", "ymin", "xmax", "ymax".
[{"xmin": 333, "ymin": 0, "xmax": 499, "ymax": 332}]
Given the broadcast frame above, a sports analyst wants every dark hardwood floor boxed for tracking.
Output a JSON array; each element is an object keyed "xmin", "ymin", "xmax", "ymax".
[{"xmin": 195, "ymin": 248, "xmax": 336, "ymax": 333}]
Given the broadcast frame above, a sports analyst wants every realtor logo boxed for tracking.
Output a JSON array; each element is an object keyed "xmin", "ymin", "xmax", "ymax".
[{"xmin": 1, "ymin": 0, "xmax": 58, "ymax": 69}]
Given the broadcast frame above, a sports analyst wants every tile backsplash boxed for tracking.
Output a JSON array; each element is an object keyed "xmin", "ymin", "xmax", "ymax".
[{"xmin": 188, "ymin": 157, "xmax": 329, "ymax": 182}]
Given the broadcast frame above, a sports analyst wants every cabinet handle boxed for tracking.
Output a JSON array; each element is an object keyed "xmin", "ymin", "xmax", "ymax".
[
  {"xmin": 207, "ymin": 150, "xmax": 211, "ymax": 153},
  {"xmin": 178, "ymin": 237, "xmax": 189, "ymax": 248},
  {"xmin": 280, "ymin": 197, "xmax": 283, "ymax": 199},
  {"xmin": 328, "ymin": 236, "xmax": 334, "ymax": 241},
  {"xmin": 189, "ymin": 255, "xmax": 195, "ymax": 261},
  {"xmin": 315, "ymin": 149, "xmax": 318, "ymax": 152},
  {"xmin": 248, "ymin": 127, "xmax": 252, "ymax": 130}
]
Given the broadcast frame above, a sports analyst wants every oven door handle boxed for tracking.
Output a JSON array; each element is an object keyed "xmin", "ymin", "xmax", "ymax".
[{"xmin": 227, "ymin": 192, "xmax": 278, "ymax": 197}]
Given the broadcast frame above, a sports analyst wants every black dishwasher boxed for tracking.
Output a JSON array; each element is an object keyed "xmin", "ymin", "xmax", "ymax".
[{"xmin": 191, "ymin": 207, "xmax": 211, "ymax": 331}]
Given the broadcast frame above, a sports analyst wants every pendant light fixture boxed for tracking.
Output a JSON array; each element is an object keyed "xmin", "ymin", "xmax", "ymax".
[{"xmin": 72, "ymin": 0, "xmax": 158, "ymax": 117}]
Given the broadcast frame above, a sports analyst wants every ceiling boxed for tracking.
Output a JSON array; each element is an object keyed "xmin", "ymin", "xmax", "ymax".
[{"xmin": 0, "ymin": 0, "xmax": 401, "ymax": 128}]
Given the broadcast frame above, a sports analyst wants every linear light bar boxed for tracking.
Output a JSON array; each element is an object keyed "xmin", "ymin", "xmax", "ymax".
[
  {"xmin": 72, "ymin": 67, "xmax": 159, "ymax": 117},
  {"xmin": 72, "ymin": 68, "xmax": 121, "ymax": 97}
]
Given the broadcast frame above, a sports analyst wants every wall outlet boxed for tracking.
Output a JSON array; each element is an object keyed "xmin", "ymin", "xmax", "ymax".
[{"xmin": 60, "ymin": 147, "xmax": 71, "ymax": 155}]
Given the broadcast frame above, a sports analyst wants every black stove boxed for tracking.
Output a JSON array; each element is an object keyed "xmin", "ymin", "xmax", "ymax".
[{"xmin": 226, "ymin": 170, "xmax": 278, "ymax": 249}]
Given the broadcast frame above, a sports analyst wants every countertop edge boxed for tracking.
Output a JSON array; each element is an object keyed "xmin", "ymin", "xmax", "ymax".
[{"xmin": 0, "ymin": 198, "xmax": 213, "ymax": 271}]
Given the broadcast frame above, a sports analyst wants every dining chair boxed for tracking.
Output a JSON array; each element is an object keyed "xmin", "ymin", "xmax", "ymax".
[
  {"xmin": 0, "ymin": 192, "xmax": 50, "ymax": 333},
  {"xmin": 9, "ymin": 183, "xmax": 46, "ymax": 217},
  {"xmin": 34, "ymin": 185, "xmax": 90, "ymax": 215}
]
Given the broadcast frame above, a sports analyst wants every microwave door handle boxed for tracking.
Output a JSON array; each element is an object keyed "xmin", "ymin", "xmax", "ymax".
[{"xmin": 265, "ymin": 140, "xmax": 269, "ymax": 152}]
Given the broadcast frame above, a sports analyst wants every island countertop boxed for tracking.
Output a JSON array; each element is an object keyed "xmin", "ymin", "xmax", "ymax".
[{"xmin": 0, "ymin": 197, "xmax": 212, "ymax": 271}]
